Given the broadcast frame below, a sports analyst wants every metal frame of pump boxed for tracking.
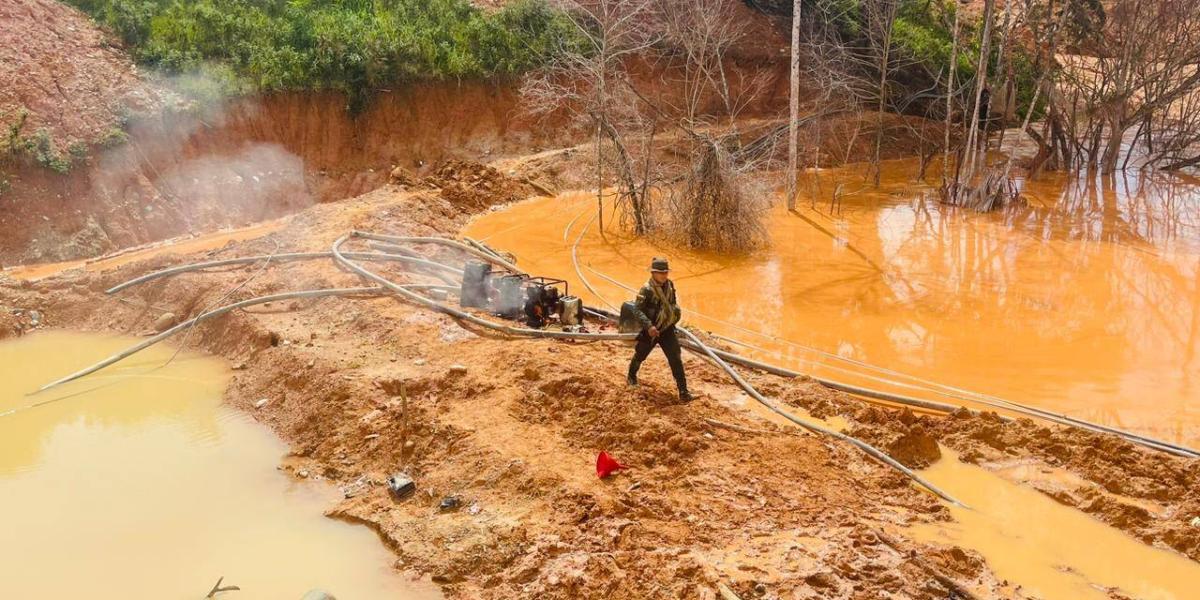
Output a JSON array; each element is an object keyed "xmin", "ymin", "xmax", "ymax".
[{"xmin": 459, "ymin": 260, "xmax": 581, "ymax": 330}]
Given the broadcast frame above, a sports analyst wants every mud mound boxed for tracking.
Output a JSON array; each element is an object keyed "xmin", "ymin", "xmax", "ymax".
[
  {"xmin": 0, "ymin": 0, "xmax": 170, "ymax": 147},
  {"xmin": 928, "ymin": 546, "xmax": 986, "ymax": 579},
  {"xmin": 886, "ymin": 426, "xmax": 942, "ymax": 468},
  {"xmin": 425, "ymin": 160, "xmax": 531, "ymax": 211},
  {"xmin": 0, "ymin": 308, "xmax": 21, "ymax": 339},
  {"xmin": 517, "ymin": 373, "xmax": 709, "ymax": 469},
  {"xmin": 0, "ymin": 304, "xmax": 44, "ymax": 339}
]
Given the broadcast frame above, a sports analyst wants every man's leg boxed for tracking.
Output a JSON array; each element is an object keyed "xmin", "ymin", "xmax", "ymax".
[
  {"xmin": 627, "ymin": 331, "xmax": 656, "ymax": 387},
  {"xmin": 658, "ymin": 326, "xmax": 690, "ymax": 400}
]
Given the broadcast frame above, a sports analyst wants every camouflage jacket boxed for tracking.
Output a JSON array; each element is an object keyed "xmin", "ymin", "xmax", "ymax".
[{"xmin": 631, "ymin": 279, "xmax": 681, "ymax": 331}]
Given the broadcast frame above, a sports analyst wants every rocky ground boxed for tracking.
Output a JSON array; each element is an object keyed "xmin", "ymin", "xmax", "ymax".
[
  {"xmin": 0, "ymin": 0, "xmax": 172, "ymax": 147},
  {"xmin": 1, "ymin": 164, "xmax": 1197, "ymax": 599}
]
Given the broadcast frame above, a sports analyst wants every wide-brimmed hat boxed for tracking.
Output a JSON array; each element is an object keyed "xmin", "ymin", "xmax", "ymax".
[{"xmin": 649, "ymin": 257, "xmax": 670, "ymax": 272}]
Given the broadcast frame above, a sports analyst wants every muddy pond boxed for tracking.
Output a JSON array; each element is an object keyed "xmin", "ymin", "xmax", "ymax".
[
  {"xmin": 0, "ymin": 331, "xmax": 439, "ymax": 599},
  {"xmin": 465, "ymin": 159, "xmax": 1200, "ymax": 450}
]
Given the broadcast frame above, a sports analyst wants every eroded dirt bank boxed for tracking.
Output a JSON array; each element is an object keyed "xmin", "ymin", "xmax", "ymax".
[
  {"xmin": 2, "ymin": 168, "xmax": 1197, "ymax": 598},
  {"xmin": 0, "ymin": 82, "xmax": 584, "ymax": 266}
]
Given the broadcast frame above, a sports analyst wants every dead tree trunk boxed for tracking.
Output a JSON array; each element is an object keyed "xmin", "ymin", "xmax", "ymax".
[
  {"xmin": 786, "ymin": 0, "xmax": 802, "ymax": 210},
  {"xmin": 941, "ymin": 4, "xmax": 961, "ymax": 187},
  {"xmin": 598, "ymin": 114, "xmax": 648, "ymax": 234}
]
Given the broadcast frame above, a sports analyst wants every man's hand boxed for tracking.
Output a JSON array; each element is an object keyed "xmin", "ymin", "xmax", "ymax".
[{"xmin": 648, "ymin": 326, "xmax": 660, "ymax": 338}]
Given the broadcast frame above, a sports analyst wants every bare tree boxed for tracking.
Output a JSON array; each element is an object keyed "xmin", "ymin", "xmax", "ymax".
[
  {"xmin": 940, "ymin": 2, "xmax": 961, "ymax": 189},
  {"xmin": 787, "ymin": 0, "xmax": 802, "ymax": 210},
  {"xmin": 1029, "ymin": 0, "xmax": 1200, "ymax": 174},
  {"xmin": 521, "ymin": 0, "xmax": 660, "ymax": 234},
  {"xmin": 654, "ymin": 0, "xmax": 771, "ymax": 251},
  {"xmin": 797, "ymin": 0, "xmax": 930, "ymax": 187},
  {"xmin": 522, "ymin": 0, "xmax": 769, "ymax": 252}
]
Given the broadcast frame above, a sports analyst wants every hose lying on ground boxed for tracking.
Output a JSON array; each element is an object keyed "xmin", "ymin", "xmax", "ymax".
[
  {"xmin": 462, "ymin": 237, "xmax": 508, "ymax": 262},
  {"xmin": 37, "ymin": 287, "xmax": 388, "ymax": 393},
  {"xmin": 106, "ymin": 252, "xmax": 461, "ymax": 294},
  {"xmin": 581, "ymin": 306, "xmax": 970, "ymax": 418},
  {"xmin": 352, "ymin": 231, "xmax": 522, "ymax": 272},
  {"xmin": 678, "ymin": 327, "xmax": 966, "ymax": 506},
  {"xmin": 333, "ymin": 231, "xmax": 968, "ymax": 506},
  {"xmin": 332, "ymin": 233, "xmax": 635, "ymax": 342}
]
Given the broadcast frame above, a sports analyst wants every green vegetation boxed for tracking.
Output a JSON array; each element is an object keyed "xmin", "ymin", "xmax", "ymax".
[
  {"xmin": 99, "ymin": 126, "xmax": 131, "ymax": 148},
  {"xmin": 67, "ymin": 0, "xmax": 587, "ymax": 111},
  {"xmin": 30, "ymin": 129, "xmax": 72, "ymax": 174},
  {"xmin": 805, "ymin": 0, "xmax": 1043, "ymax": 119},
  {"xmin": 1, "ymin": 109, "xmax": 86, "ymax": 180}
]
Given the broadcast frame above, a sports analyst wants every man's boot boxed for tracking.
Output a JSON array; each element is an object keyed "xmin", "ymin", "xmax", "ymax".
[
  {"xmin": 627, "ymin": 361, "xmax": 641, "ymax": 388},
  {"xmin": 678, "ymin": 388, "xmax": 693, "ymax": 403}
]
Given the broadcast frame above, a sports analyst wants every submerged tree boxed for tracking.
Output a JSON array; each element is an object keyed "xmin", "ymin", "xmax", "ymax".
[
  {"xmin": 1035, "ymin": 0, "xmax": 1200, "ymax": 174},
  {"xmin": 655, "ymin": 0, "xmax": 771, "ymax": 252}
]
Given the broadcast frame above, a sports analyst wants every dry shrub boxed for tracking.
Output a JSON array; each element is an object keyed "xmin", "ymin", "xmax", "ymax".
[
  {"xmin": 940, "ymin": 169, "xmax": 1024, "ymax": 212},
  {"xmin": 666, "ymin": 139, "xmax": 769, "ymax": 254}
]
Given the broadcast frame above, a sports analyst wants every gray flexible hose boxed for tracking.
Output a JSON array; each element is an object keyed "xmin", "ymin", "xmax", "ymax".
[
  {"xmin": 36, "ymin": 287, "xmax": 389, "ymax": 392},
  {"xmin": 106, "ymin": 252, "xmax": 461, "ymax": 294},
  {"xmin": 352, "ymin": 231, "xmax": 522, "ymax": 272},
  {"xmin": 332, "ymin": 233, "xmax": 636, "ymax": 341},
  {"xmin": 677, "ymin": 327, "xmax": 968, "ymax": 507}
]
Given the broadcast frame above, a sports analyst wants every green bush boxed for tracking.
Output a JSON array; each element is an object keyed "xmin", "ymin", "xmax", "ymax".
[
  {"xmin": 32, "ymin": 129, "xmax": 72, "ymax": 174},
  {"xmin": 100, "ymin": 126, "xmax": 130, "ymax": 148},
  {"xmin": 68, "ymin": 141, "xmax": 91, "ymax": 162},
  {"xmin": 3, "ymin": 109, "xmax": 32, "ymax": 157},
  {"xmin": 67, "ymin": 0, "xmax": 585, "ymax": 110}
]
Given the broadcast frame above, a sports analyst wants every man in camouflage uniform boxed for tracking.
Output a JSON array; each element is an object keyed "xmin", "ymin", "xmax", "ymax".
[{"xmin": 627, "ymin": 257, "xmax": 692, "ymax": 402}]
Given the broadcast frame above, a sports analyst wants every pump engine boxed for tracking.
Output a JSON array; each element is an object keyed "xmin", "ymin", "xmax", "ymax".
[
  {"xmin": 459, "ymin": 267, "xmax": 582, "ymax": 330},
  {"xmin": 523, "ymin": 277, "xmax": 566, "ymax": 329}
]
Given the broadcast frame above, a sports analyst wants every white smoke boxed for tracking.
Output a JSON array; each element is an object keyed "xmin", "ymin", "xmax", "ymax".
[{"xmin": 83, "ymin": 85, "xmax": 313, "ymax": 248}]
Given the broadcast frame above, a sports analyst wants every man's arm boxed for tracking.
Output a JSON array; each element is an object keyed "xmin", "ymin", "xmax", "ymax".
[
  {"xmin": 631, "ymin": 285, "xmax": 654, "ymax": 331},
  {"xmin": 669, "ymin": 282, "xmax": 682, "ymax": 326}
]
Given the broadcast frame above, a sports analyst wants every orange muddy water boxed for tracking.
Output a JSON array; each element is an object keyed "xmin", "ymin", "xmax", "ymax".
[
  {"xmin": 908, "ymin": 449, "xmax": 1200, "ymax": 600},
  {"xmin": 464, "ymin": 159, "xmax": 1200, "ymax": 450},
  {"xmin": 0, "ymin": 331, "xmax": 439, "ymax": 600}
]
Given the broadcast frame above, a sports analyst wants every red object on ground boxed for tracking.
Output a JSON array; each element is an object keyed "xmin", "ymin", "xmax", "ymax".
[{"xmin": 596, "ymin": 451, "xmax": 627, "ymax": 478}]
